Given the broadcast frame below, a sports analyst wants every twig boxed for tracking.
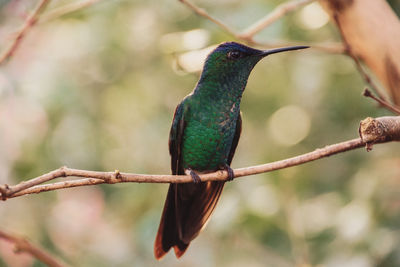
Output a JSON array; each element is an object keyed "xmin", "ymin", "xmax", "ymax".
[
  {"xmin": 0, "ymin": 230, "xmax": 67, "ymax": 267},
  {"xmin": 178, "ymin": 0, "xmax": 236, "ymax": 36},
  {"xmin": 363, "ymin": 89, "xmax": 400, "ymax": 115},
  {"xmin": 0, "ymin": 168, "xmax": 68, "ymax": 200},
  {"xmin": 238, "ymin": 0, "xmax": 315, "ymax": 40},
  {"xmin": 0, "ymin": 0, "xmax": 50, "ymax": 65},
  {"xmin": 178, "ymin": 0, "xmax": 344, "ymax": 54},
  {"xmin": 39, "ymin": 0, "xmax": 101, "ymax": 23},
  {"xmin": 2, "ymin": 115, "xmax": 399, "ymax": 200},
  {"xmin": 333, "ymin": 14, "xmax": 388, "ymax": 101},
  {"xmin": 350, "ymin": 52, "xmax": 387, "ymax": 100},
  {"xmin": 1, "ymin": 139, "xmax": 362, "ymax": 199}
]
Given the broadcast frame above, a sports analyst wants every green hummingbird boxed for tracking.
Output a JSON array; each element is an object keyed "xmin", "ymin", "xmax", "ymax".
[{"xmin": 154, "ymin": 42, "xmax": 308, "ymax": 259}]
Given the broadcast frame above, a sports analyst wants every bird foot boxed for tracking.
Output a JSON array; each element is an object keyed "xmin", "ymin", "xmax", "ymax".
[
  {"xmin": 222, "ymin": 164, "xmax": 234, "ymax": 181},
  {"xmin": 187, "ymin": 169, "xmax": 201, "ymax": 184}
]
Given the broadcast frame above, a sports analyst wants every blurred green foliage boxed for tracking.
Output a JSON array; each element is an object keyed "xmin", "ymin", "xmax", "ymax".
[{"xmin": 0, "ymin": 0, "xmax": 400, "ymax": 266}]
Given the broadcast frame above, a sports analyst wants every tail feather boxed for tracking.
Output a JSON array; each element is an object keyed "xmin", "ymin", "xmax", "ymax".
[
  {"xmin": 154, "ymin": 181, "xmax": 225, "ymax": 259},
  {"xmin": 154, "ymin": 185, "xmax": 183, "ymax": 259}
]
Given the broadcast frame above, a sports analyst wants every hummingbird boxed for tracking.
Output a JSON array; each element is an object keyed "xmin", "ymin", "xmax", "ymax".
[{"xmin": 154, "ymin": 42, "xmax": 308, "ymax": 259}]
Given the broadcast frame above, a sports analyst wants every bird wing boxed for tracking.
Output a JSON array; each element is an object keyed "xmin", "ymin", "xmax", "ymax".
[
  {"xmin": 227, "ymin": 113, "xmax": 242, "ymax": 165},
  {"xmin": 169, "ymin": 102, "xmax": 186, "ymax": 175}
]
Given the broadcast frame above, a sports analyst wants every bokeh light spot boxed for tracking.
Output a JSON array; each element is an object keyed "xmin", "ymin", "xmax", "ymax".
[
  {"xmin": 268, "ymin": 105, "xmax": 311, "ymax": 146},
  {"xmin": 247, "ymin": 184, "xmax": 280, "ymax": 217},
  {"xmin": 298, "ymin": 2, "xmax": 329, "ymax": 29},
  {"xmin": 177, "ymin": 45, "xmax": 215, "ymax": 73},
  {"xmin": 182, "ymin": 29, "xmax": 210, "ymax": 50}
]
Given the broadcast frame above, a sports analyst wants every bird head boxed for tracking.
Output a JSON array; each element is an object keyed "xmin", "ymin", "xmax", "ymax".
[{"xmin": 199, "ymin": 42, "xmax": 308, "ymax": 91}]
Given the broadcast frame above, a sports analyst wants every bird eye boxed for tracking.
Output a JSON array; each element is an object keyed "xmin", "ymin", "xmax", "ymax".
[{"xmin": 227, "ymin": 51, "xmax": 242, "ymax": 60}]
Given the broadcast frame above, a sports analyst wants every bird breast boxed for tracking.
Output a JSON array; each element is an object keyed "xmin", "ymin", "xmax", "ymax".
[{"xmin": 181, "ymin": 107, "xmax": 238, "ymax": 171}]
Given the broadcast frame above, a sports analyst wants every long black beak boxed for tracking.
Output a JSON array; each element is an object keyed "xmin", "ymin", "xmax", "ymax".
[{"xmin": 260, "ymin": 45, "xmax": 309, "ymax": 57}]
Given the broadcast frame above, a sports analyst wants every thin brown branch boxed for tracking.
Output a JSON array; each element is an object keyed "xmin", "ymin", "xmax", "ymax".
[
  {"xmin": 39, "ymin": 0, "xmax": 101, "ymax": 23},
  {"xmin": 178, "ymin": 0, "xmax": 344, "ymax": 54},
  {"xmin": 363, "ymin": 88, "xmax": 400, "ymax": 115},
  {"xmin": 1, "ymin": 169, "xmax": 68, "ymax": 199},
  {"xmin": 1, "ymin": 138, "xmax": 361, "ymax": 199},
  {"xmin": 333, "ymin": 14, "xmax": 388, "ymax": 101},
  {"xmin": 2, "ymin": 116, "xmax": 400, "ymax": 200},
  {"xmin": 0, "ymin": 0, "xmax": 50, "ymax": 65},
  {"xmin": 238, "ymin": 0, "xmax": 315, "ymax": 40},
  {"xmin": 351, "ymin": 53, "xmax": 387, "ymax": 100},
  {"xmin": 0, "ymin": 230, "xmax": 67, "ymax": 267},
  {"xmin": 179, "ymin": 0, "xmax": 237, "ymax": 36}
]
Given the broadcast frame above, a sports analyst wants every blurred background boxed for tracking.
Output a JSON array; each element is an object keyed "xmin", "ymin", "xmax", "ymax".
[{"xmin": 1, "ymin": 0, "xmax": 400, "ymax": 266}]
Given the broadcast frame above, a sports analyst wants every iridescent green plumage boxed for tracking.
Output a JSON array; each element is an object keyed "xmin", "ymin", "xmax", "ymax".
[{"xmin": 154, "ymin": 42, "xmax": 308, "ymax": 259}]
